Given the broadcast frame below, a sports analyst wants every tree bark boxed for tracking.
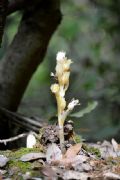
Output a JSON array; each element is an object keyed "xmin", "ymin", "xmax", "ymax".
[{"xmin": 0, "ymin": 0, "xmax": 62, "ymax": 142}]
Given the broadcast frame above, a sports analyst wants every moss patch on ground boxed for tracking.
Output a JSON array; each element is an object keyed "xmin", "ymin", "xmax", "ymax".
[
  {"xmin": 8, "ymin": 160, "xmax": 31, "ymax": 173},
  {"xmin": 0, "ymin": 147, "xmax": 44, "ymax": 159},
  {"xmin": 83, "ymin": 143, "xmax": 101, "ymax": 158},
  {"xmin": 0, "ymin": 147, "xmax": 44, "ymax": 176}
]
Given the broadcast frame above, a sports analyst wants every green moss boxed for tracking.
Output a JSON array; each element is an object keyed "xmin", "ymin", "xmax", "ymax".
[
  {"xmin": 73, "ymin": 134, "xmax": 83, "ymax": 143},
  {"xmin": 83, "ymin": 143, "xmax": 101, "ymax": 158},
  {"xmin": 0, "ymin": 150, "xmax": 11, "ymax": 157},
  {"xmin": 8, "ymin": 160, "xmax": 31, "ymax": 173},
  {"xmin": 0, "ymin": 147, "xmax": 44, "ymax": 176},
  {"xmin": 12, "ymin": 147, "xmax": 43, "ymax": 158},
  {"xmin": 1, "ymin": 147, "xmax": 43, "ymax": 159},
  {"xmin": 4, "ymin": 147, "xmax": 44, "ymax": 174}
]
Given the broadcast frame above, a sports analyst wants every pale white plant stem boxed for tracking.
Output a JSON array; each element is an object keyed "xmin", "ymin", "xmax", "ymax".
[{"xmin": 51, "ymin": 51, "xmax": 79, "ymax": 153}]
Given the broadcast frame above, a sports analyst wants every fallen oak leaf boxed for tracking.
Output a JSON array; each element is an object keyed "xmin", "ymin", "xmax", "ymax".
[
  {"xmin": 64, "ymin": 143, "xmax": 82, "ymax": 158},
  {"xmin": 41, "ymin": 165, "xmax": 57, "ymax": 178},
  {"xmin": 51, "ymin": 144, "xmax": 83, "ymax": 168}
]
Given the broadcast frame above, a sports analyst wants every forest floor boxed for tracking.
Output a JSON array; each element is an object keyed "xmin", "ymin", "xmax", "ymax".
[{"xmin": 0, "ymin": 124, "xmax": 120, "ymax": 179}]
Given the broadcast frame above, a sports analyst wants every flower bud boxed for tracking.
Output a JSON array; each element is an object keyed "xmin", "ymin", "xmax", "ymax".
[
  {"xmin": 68, "ymin": 99, "xmax": 80, "ymax": 110},
  {"xmin": 56, "ymin": 51, "xmax": 66, "ymax": 62},
  {"xmin": 50, "ymin": 84, "xmax": 59, "ymax": 94},
  {"xmin": 63, "ymin": 59, "xmax": 72, "ymax": 71},
  {"xmin": 55, "ymin": 63, "xmax": 63, "ymax": 77},
  {"xmin": 61, "ymin": 72, "xmax": 70, "ymax": 85}
]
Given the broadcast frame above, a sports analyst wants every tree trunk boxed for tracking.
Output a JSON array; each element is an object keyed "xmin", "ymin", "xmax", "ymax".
[{"xmin": 0, "ymin": 0, "xmax": 61, "ymax": 143}]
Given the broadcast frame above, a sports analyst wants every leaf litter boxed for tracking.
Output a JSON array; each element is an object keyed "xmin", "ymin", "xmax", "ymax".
[
  {"xmin": 1, "ymin": 135, "xmax": 120, "ymax": 179},
  {"xmin": 0, "ymin": 124, "xmax": 120, "ymax": 180}
]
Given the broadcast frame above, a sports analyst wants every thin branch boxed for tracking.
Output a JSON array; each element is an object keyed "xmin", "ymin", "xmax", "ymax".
[
  {"xmin": 0, "ymin": 132, "xmax": 28, "ymax": 145},
  {"xmin": 0, "ymin": 107, "xmax": 44, "ymax": 132}
]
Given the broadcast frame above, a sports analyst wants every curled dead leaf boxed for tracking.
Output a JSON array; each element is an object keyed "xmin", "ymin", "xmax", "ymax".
[{"xmin": 64, "ymin": 143, "xmax": 82, "ymax": 158}]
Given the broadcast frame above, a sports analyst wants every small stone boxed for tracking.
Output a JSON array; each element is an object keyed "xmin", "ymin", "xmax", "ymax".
[{"xmin": 0, "ymin": 155, "xmax": 9, "ymax": 167}]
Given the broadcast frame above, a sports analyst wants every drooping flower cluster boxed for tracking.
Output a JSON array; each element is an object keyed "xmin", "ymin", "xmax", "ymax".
[{"xmin": 50, "ymin": 51, "xmax": 79, "ymax": 152}]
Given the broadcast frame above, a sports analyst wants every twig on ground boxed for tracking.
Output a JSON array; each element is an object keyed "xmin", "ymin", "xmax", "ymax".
[{"xmin": 0, "ymin": 132, "xmax": 28, "ymax": 145}]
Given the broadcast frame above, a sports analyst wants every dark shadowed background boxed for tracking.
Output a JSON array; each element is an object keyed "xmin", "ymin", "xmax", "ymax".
[{"xmin": 1, "ymin": 0, "xmax": 120, "ymax": 142}]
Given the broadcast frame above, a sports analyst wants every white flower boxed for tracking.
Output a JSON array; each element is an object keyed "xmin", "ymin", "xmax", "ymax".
[
  {"xmin": 50, "ymin": 72, "xmax": 55, "ymax": 77},
  {"xmin": 68, "ymin": 99, "xmax": 80, "ymax": 110},
  {"xmin": 26, "ymin": 133, "xmax": 36, "ymax": 148},
  {"xmin": 56, "ymin": 51, "xmax": 66, "ymax": 61}
]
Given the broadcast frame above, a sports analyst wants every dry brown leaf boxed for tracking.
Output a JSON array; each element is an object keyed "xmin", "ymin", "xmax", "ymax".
[
  {"xmin": 52, "ymin": 155, "xmax": 87, "ymax": 168},
  {"xmin": 103, "ymin": 171, "xmax": 120, "ymax": 179},
  {"xmin": 0, "ymin": 172, "xmax": 2, "ymax": 180},
  {"xmin": 64, "ymin": 143, "xmax": 82, "ymax": 159},
  {"xmin": 51, "ymin": 143, "xmax": 82, "ymax": 168},
  {"xmin": 63, "ymin": 170, "xmax": 90, "ymax": 180},
  {"xmin": 58, "ymin": 157, "xmax": 75, "ymax": 168},
  {"xmin": 41, "ymin": 165, "xmax": 57, "ymax": 178}
]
